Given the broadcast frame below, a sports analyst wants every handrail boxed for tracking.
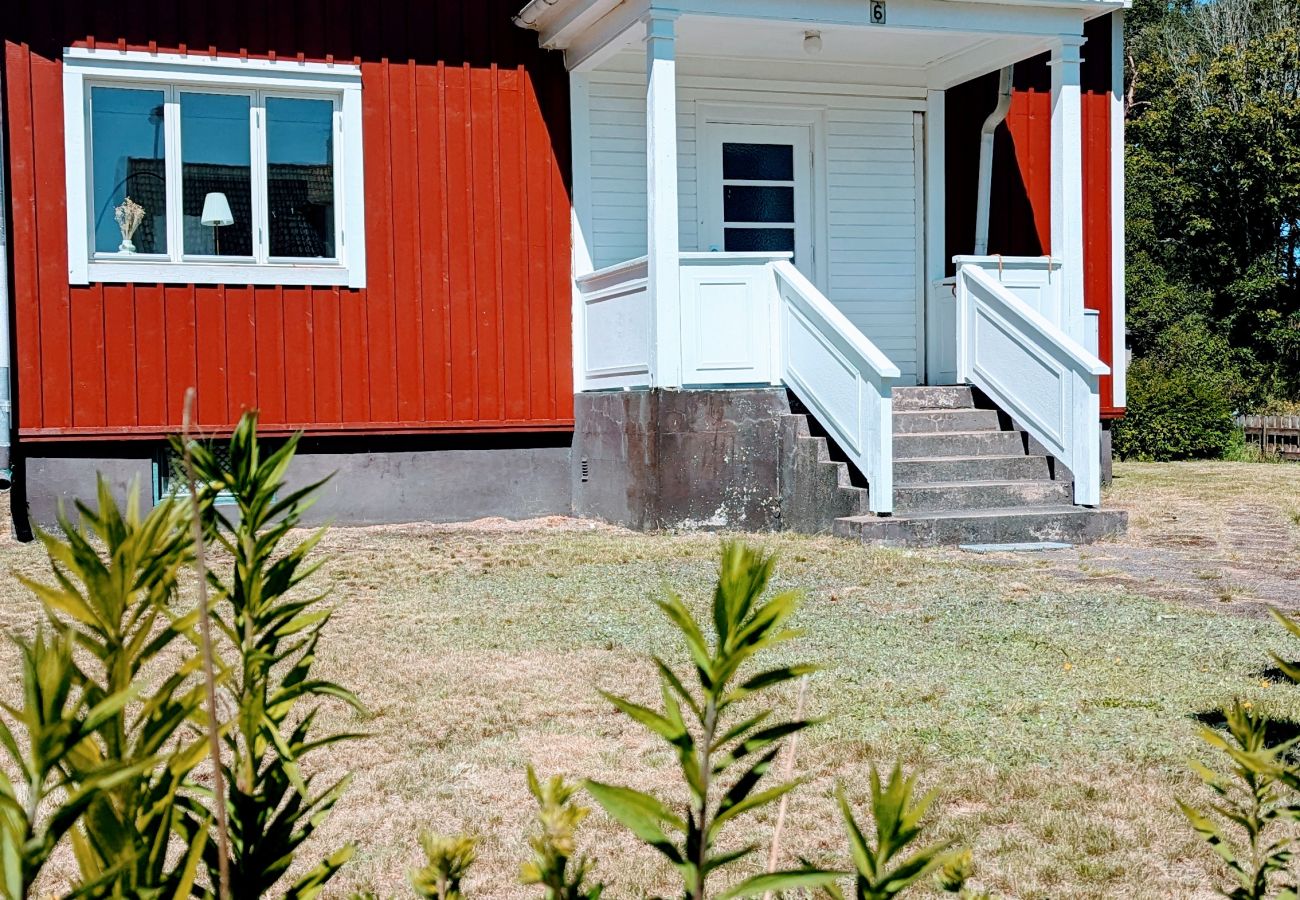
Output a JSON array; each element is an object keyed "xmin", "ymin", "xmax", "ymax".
[
  {"xmin": 956, "ymin": 262, "xmax": 1108, "ymax": 506},
  {"xmin": 773, "ymin": 260, "xmax": 899, "ymax": 515}
]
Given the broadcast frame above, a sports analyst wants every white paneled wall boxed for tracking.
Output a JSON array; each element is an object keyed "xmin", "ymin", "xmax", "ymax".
[{"xmin": 582, "ymin": 70, "xmax": 924, "ymax": 383}]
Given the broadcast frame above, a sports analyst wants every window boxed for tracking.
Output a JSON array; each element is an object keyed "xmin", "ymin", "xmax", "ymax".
[
  {"xmin": 64, "ymin": 49, "xmax": 365, "ymax": 287},
  {"xmin": 721, "ymin": 142, "xmax": 797, "ymax": 259}
]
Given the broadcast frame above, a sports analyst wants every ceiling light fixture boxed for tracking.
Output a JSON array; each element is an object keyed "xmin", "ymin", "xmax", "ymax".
[{"xmin": 803, "ymin": 30, "xmax": 823, "ymax": 55}]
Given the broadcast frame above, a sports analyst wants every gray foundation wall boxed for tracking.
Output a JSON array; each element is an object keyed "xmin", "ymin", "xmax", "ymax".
[
  {"xmin": 19, "ymin": 436, "xmax": 572, "ymax": 530},
  {"xmin": 573, "ymin": 389, "xmax": 789, "ymax": 531}
]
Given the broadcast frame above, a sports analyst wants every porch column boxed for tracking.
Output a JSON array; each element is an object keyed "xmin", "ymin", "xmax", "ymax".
[
  {"xmin": 1049, "ymin": 34, "xmax": 1087, "ymax": 343},
  {"xmin": 644, "ymin": 11, "xmax": 682, "ymax": 388}
]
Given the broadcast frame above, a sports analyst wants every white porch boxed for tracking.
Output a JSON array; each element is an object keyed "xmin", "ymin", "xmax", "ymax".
[{"xmin": 519, "ymin": 0, "xmax": 1121, "ymax": 515}]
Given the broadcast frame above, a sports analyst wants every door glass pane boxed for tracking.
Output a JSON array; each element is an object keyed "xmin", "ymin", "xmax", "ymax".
[
  {"xmin": 90, "ymin": 86, "xmax": 167, "ymax": 255},
  {"xmin": 724, "ymin": 228, "xmax": 795, "ymax": 254},
  {"xmin": 266, "ymin": 97, "xmax": 335, "ymax": 259},
  {"xmin": 722, "ymin": 143, "xmax": 794, "ymax": 181},
  {"xmin": 181, "ymin": 92, "xmax": 253, "ymax": 256},
  {"xmin": 724, "ymin": 185, "xmax": 794, "ymax": 223}
]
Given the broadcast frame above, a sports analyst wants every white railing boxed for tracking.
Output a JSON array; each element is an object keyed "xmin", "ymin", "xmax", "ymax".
[
  {"xmin": 956, "ymin": 261, "xmax": 1109, "ymax": 506},
  {"xmin": 575, "ymin": 256, "xmax": 651, "ymax": 391},
  {"xmin": 953, "ymin": 255, "xmax": 1065, "ymax": 328},
  {"xmin": 678, "ymin": 252, "xmax": 789, "ymax": 386},
  {"xmin": 774, "ymin": 260, "xmax": 900, "ymax": 515}
]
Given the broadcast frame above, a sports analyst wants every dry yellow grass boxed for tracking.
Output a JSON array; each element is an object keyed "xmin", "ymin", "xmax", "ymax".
[{"xmin": 1, "ymin": 462, "xmax": 1297, "ymax": 898}]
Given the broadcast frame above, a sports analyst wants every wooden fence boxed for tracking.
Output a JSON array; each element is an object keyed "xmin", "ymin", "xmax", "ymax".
[{"xmin": 1235, "ymin": 415, "xmax": 1300, "ymax": 461}]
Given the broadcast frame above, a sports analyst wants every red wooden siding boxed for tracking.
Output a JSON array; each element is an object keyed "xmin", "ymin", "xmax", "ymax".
[
  {"xmin": 945, "ymin": 13, "xmax": 1122, "ymax": 417},
  {"xmin": 2, "ymin": 0, "xmax": 573, "ymax": 441}
]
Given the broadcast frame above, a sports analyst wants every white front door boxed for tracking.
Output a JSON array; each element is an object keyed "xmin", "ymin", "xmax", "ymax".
[{"xmin": 699, "ymin": 123, "xmax": 815, "ymax": 279}]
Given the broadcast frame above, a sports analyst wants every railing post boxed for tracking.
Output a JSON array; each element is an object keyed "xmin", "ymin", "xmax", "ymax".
[
  {"xmin": 644, "ymin": 10, "xmax": 682, "ymax": 389},
  {"xmin": 1049, "ymin": 34, "xmax": 1087, "ymax": 346}
]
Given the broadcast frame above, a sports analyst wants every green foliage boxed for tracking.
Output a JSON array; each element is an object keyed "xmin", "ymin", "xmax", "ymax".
[
  {"xmin": 1125, "ymin": 0, "xmax": 1300, "ymax": 410},
  {"xmin": 521, "ymin": 767, "xmax": 603, "ymax": 900},
  {"xmin": 585, "ymin": 541, "xmax": 839, "ymax": 900},
  {"xmin": 20, "ymin": 483, "xmax": 212, "ymax": 898},
  {"xmin": 411, "ymin": 833, "xmax": 478, "ymax": 900},
  {"xmin": 0, "ymin": 629, "xmax": 145, "ymax": 899},
  {"xmin": 1180, "ymin": 700, "xmax": 1300, "ymax": 900},
  {"xmin": 820, "ymin": 767, "xmax": 980, "ymax": 900},
  {"xmin": 1112, "ymin": 356, "xmax": 1237, "ymax": 460},
  {"xmin": 178, "ymin": 414, "xmax": 366, "ymax": 898}
]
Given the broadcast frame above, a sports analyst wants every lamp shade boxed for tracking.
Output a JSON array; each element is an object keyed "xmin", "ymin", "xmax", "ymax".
[{"xmin": 200, "ymin": 192, "xmax": 234, "ymax": 227}]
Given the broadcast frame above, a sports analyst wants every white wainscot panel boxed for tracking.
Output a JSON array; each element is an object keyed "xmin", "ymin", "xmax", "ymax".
[
  {"xmin": 784, "ymin": 303, "xmax": 863, "ymax": 454},
  {"xmin": 972, "ymin": 305, "xmax": 1067, "ymax": 448},
  {"xmin": 679, "ymin": 258, "xmax": 779, "ymax": 386}
]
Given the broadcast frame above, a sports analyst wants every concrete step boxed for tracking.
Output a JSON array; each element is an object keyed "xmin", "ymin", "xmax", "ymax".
[
  {"xmin": 892, "ymin": 408, "xmax": 1001, "ymax": 434},
  {"xmin": 894, "ymin": 430, "xmax": 1025, "ymax": 459},
  {"xmin": 833, "ymin": 506, "xmax": 1128, "ymax": 547},
  {"xmin": 892, "ymin": 385, "xmax": 975, "ymax": 411},
  {"xmin": 893, "ymin": 479, "xmax": 1073, "ymax": 514},
  {"xmin": 894, "ymin": 454, "xmax": 1051, "ymax": 485},
  {"xmin": 779, "ymin": 414, "xmax": 871, "ymax": 533}
]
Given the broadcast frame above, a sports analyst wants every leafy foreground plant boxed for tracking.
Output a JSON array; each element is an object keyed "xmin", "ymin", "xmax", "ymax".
[
  {"xmin": 411, "ymin": 833, "xmax": 479, "ymax": 900},
  {"xmin": 824, "ymin": 766, "xmax": 984, "ymax": 900},
  {"xmin": 585, "ymin": 541, "xmax": 839, "ymax": 900},
  {"xmin": 521, "ymin": 766, "xmax": 604, "ymax": 899},
  {"xmin": 181, "ymin": 414, "xmax": 366, "ymax": 898},
  {"xmin": 1180, "ymin": 608, "xmax": 1300, "ymax": 900}
]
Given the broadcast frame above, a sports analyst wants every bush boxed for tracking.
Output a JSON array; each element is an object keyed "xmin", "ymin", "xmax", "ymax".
[{"xmin": 1113, "ymin": 357, "xmax": 1237, "ymax": 461}]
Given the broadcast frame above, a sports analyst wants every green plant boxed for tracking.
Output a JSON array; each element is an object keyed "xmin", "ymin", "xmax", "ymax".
[
  {"xmin": 521, "ymin": 767, "xmax": 603, "ymax": 899},
  {"xmin": 411, "ymin": 833, "xmax": 478, "ymax": 900},
  {"xmin": 1113, "ymin": 357, "xmax": 1238, "ymax": 461},
  {"xmin": 20, "ymin": 482, "xmax": 213, "ymax": 898},
  {"xmin": 180, "ymin": 414, "xmax": 365, "ymax": 897},
  {"xmin": 821, "ymin": 766, "xmax": 981, "ymax": 900},
  {"xmin": 0, "ymin": 630, "xmax": 145, "ymax": 899},
  {"xmin": 585, "ymin": 541, "xmax": 839, "ymax": 900},
  {"xmin": 1179, "ymin": 700, "xmax": 1300, "ymax": 900}
]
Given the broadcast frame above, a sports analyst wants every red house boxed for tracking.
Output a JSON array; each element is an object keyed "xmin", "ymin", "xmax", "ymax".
[{"xmin": 0, "ymin": 0, "xmax": 1129, "ymax": 545}]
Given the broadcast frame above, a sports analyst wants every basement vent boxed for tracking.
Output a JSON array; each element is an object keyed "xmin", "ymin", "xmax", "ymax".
[
  {"xmin": 580, "ymin": 457, "xmax": 590, "ymax": 483},
  {"xmin": 153, "ymin": 445, "xmax": 237, "ymax": 507}
]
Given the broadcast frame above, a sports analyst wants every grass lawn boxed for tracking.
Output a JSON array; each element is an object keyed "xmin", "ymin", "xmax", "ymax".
[{"xmin": 3, "ymin": 460, "xmax": 1300, "ymax": 898}]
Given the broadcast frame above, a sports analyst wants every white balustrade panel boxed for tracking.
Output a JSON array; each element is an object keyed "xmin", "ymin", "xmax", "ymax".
[
  {"xmin": 776, "ymin": 260, "xmax": 899, "ymax": 515},
  {"xmin": 953, "ymin": 255, "xmax": 1065, "ymax": 328},
  {"xmin": 679, "ymin": 253, "xmax": 786, "ymax": 386},
  {"xmin": 956, "ymin": 262, "xmax": 1108, "ymax": 506},
  {"xmin": 576, "ymin": 256, "xmax": 652, "ymax": 390}
]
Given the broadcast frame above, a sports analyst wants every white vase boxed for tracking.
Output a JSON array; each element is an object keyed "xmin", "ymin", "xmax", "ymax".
[{"xmin": 119, "ymin": 239, "xmax": 136, "ymax": 254}]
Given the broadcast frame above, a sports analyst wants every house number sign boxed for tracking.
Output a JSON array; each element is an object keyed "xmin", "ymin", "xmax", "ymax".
[{"xmin": 870, "ymin": 0, "xmax": 886, "ymax": 23}]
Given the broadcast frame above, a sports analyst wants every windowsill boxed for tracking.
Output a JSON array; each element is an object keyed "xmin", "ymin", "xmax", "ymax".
[{"xmin": 83, "ymin": 260, "xmax": 362, "ymax": 287}]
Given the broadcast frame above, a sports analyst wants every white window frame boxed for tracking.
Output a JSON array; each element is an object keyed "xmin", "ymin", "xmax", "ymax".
[{"xmin": 63, "ymin": 47, "xmax": 366, "ymax": 288}]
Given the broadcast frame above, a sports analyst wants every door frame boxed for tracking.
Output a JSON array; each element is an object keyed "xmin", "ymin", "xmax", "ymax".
[{"xmin": 695, "ymin": 103, "xmax": 830, "ymax": 292}]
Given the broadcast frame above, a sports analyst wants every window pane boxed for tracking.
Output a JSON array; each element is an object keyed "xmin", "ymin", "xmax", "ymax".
[
  {"xmin": 181, "ymin": 92, "xmax": 252, "ymax": 256},
  {"xmin": 724, "ymin": 228, "xmax": 795, "ymax": 254},
  {"xmin": 722, "ymin": 143, "xmax": 794, "ymax": 181},
  {"xmin": 90, "ymin": 87, "xmax": 167, "ymax": 255},
  {"xmin": 266, "ymin": 97, "xmax": 335, "ymax": 259},
  {"xmin": 724, "ymin": 185, "xmax": 794, "ymax": 224}
]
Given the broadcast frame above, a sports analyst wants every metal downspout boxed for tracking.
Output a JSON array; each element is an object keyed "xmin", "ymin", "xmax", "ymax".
[
  {"xmin": 974, "ymin": 66, "xmax": 1014, "ymax": 256},
  {"xmin": 0, "ymin": 61, "xmax": 12, "ymax": 491}
]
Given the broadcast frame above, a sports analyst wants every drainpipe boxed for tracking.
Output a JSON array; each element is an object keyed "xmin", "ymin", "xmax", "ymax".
[
  {"xmin": 0, "ymin": 63, "xmax": 12, "ymax": 491},
  {"xmin": 974, "ymin": 66, "xmax": 1014, "ymax": 256}
]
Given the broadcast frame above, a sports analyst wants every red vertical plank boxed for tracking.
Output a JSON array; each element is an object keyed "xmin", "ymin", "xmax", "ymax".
[
  {"xmin": 163, "ymin": 285, "xmax": 197, "ymax": 426},
  {"xmin": 103, "ymin": 284, "xmax": 138, "ymax": 426},
  {"xmin": 390, "ymin": 59, "xmax": 425, "ymax": 422},
  {"xmin": 416, "ymin": 65, "xmax": 450, "ymax": 422},
  {"xmin": 497, "ymin": 70, "xmax": 529, "ymax": 421},
  {"xmin": 470, "ymin": 65, "xmax": 502, "ymax": 422},
  {"xmin": 445, "ymin": 65, "xmax": 478, "ymax": 421},
  {"xmin": 311, "ymin": 288, "xmax": 342, "ymax": 424},
  {"xmin": 194, "ymin": 285, "xmax": 228, "ymax": 427},
  {"xmin": 339, "ymin": 288, "xmax": 369, "ymax": 422},
  {"xmin": 225, "ymin": 285, "xmax": 257, "ymax": 421},
  {"xmin": 70, "ymin": 285, "xmax": 107, "ymax": 428},
  {"xmin": 135, "ymin": 285, "xmax": 167, "ymax": 427},
  {"xmin": 6, "ymin": 43, "xmax": 44, "ymax": 431},
  {"xmin": 30, "ymin": 52, "xmax": 73, "ymax": 429},
  {"xmin": 523, "ymin": 71, "xmax": 554, "ymax": 420},
  {"xmin": 254, "ymin": 287, "xmax": 287, "ymax": 425},
  {"xmin": 361, "ymin": 61, "xmax": 398, "ymax": 421},
  {"xmin": 282, "ymin": 286, "xmax": 315, "ymax": 424},
  {"xmin": 551, "ymin": 105, "xmax": 573, "ymax": 420}
]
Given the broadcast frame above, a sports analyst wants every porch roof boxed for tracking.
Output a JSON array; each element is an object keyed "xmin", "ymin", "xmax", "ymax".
[{"xmin": 515, "ymin": 0, "xmax": 1128, "ymax": 80}]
